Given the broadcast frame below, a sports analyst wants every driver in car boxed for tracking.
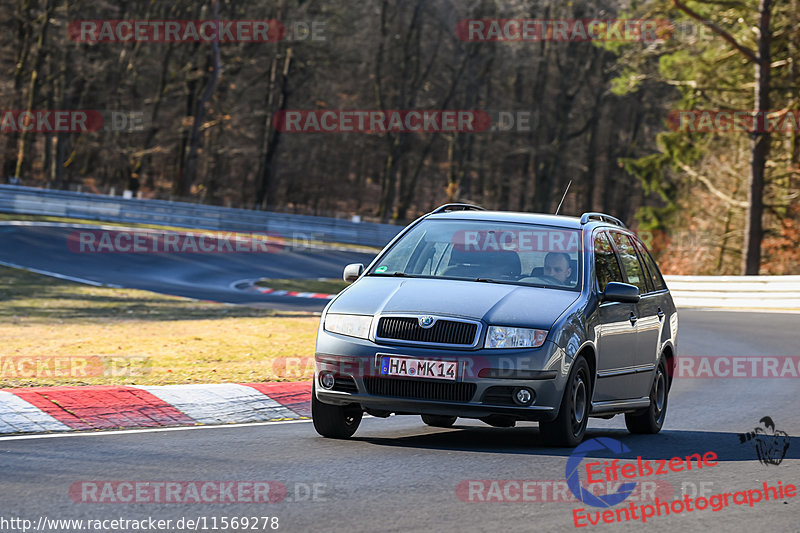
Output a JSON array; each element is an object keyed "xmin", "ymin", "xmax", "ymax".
[{"xmin": 543, "ymin": 252, "xmax": 572, "ymax": 284}]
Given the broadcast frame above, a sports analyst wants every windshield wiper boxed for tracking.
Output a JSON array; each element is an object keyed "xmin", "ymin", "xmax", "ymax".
[
  {"xmin": 474, "ymin": 277, "xmax": 499, "ymax": 283},
  {"xmin": 370, "ymin": 271, "xmax": 415, "ymax": 277}
]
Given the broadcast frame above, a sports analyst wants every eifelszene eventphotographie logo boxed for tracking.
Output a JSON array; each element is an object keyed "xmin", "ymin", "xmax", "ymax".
[
  {"xmin": 565, "ymin": 438, "xmax": 638, "ymax": 507},
  {"xmin": 565, "ymin": 437, "xmax": 719, "ymax": 508},
  {"xmin": 739, "ymin": 416, "xmax": 790, "ymax": 465}
]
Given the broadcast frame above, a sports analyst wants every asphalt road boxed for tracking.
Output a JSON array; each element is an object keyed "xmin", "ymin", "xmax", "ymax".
[
  {"xmin": 0, "ymin": 223, "xmax": 376, "ymax": 311},
  {"xmin": 1, "ymin": 309, "xmax": 798, "ymax": 532}
]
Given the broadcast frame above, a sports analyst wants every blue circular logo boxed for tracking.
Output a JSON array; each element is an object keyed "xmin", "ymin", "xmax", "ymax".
[{"xmin": 565, "ymin": 437, "xmax": 637, "ymax": 507}]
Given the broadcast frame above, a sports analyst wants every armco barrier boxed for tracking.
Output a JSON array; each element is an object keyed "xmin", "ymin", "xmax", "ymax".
[
  {"xmin": 0, "ymin": 185, "xmax": 402, "ymax": 248},
  {"xmin": 664, "ymin": 275, "xmax": 800, "ymax": 310},
  {"xmin": 2, "ymin": 185, "xmax": 798, "ymax": 310}
]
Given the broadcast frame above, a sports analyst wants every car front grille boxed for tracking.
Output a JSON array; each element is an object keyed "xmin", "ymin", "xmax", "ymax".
[
  {"xmin": 363, "ymin": 377, "xmax": 476, "ymax": 403},
  {"xmin": 376, "ymin": 317, "xmax": 478, "ymax": 346}
]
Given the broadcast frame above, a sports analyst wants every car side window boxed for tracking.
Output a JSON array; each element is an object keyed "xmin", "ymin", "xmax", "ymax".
[
  {"xmin": 593, "ymin": 231, "xmax": 624, "ymax": 292},
  {"xmin": 609, "ymin": 232, "xmax": 649, "ymax": 294},
  {"xmin": 634, "ymin": 238, "xmax": 667, "ymax": 291}
]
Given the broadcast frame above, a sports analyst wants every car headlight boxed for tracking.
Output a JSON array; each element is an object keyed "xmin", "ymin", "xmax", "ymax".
[
  {"xmin": 485, "ymin": 326, "xmax": 548, "ymax": 349},
  {"xmin": 324, "ymin": 313, "xmax": 373, "ymax": 339}
]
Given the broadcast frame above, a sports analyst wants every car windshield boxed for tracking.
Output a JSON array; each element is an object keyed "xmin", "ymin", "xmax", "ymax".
[{"xmin": 368, "ymin": 219, "xmax": 581, "ymax": 291}]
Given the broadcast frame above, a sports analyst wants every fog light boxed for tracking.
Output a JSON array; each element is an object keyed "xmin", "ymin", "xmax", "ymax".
[
  {"xmin": 513, "ymin": 387, "xmax": 534, "ymax": 406},
  {"xmin": 320, "ymin": 372, "xmax": 335, "ymax": 390}
]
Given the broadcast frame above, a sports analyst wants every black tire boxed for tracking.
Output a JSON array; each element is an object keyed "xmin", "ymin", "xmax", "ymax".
[
  {"xmin": 421, "ymin": 415, "xmax": 457, "ymax": 428},
  {"xmin": 312, "ymin": 383, "xmax": 362, "ymax": 439},
  {"xmin": 625, "ymin": 358, "xmax": 668, "ymax": 434},
  {"xmin": 539, "ymin": 356, "xmax": 591, "ymax": 447}
]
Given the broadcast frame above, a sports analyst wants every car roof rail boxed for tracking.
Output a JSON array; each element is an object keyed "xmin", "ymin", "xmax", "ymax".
[
  {"xmin": 429, "ymin": 203, "xmax": 486, "ymax": 215},
  {"xmin": 580, "ymin": 212, "xmax": 627, "ymax": 228}
]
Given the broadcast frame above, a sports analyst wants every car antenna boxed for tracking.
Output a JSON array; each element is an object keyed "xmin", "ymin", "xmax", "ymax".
[{"xmin": 554, "ymin": 180, "xmax": 572, "ymax": 215}]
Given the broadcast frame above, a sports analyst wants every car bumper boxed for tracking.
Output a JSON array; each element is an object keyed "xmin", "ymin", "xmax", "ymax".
[
  {"xmin": 313, "ymin": 331, "xmax": 571, "ymax": 422},
  {"xmin": 316, "ymin": 389, "xmax": 558, "ymax": 421}
]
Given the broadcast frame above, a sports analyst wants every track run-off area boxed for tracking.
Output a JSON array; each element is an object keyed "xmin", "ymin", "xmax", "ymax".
[{"xmin": 0, "ymin": 222, "xmax": 797, "ymax": 531}]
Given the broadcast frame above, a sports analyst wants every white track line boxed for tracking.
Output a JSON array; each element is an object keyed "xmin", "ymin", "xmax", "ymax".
[
  {"xmin": 0, "ymin": 418, "xmax": 312, "ymax": 442},
  {"xmin": 0, "ymin": 260, "xmax": 117, "ymax": 287},
  {"xmin": 677, "ymin": 307, "xmax": 800, "ymax": 314},
  {"xmin": 0, "ymin": 221, "xmax": 149, "ymax": 231}
]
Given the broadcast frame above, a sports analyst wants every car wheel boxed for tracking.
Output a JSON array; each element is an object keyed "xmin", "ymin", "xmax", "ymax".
[
  {"xmin": 625, "ymin": 358, "xmax": 668, "ymax": 434},
  {"xmin": 312, "ymin": 383, "xmax": 363, "ymax": 439},
  {"xmin": 421, "ymin": 415, "xmax": 457, "ymax": 428},
  {"xmin": 539, "ymin": 356, "xmax": 591, "ymax": 447}
]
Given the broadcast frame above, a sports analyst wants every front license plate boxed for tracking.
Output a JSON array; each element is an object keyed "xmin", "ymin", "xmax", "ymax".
[{"xmin": 380, "ymin": 356, "xmax": 457, "ymax": 381}]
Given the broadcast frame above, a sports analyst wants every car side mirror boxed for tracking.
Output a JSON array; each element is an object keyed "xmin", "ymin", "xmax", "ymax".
[
  {"xmin": 602, "ymin": 282, "xmax": 640, "ymax": 303},
  {"xmin": 343, "ymin": 263, "xmax": 364, "ymax": 283}
]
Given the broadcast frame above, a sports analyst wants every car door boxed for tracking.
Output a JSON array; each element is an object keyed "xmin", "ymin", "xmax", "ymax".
[
  {"xmin": 608, "ymin": 231, "xmax": 656, "ymax": 399},
  {"xmin": 630, "ymin": 237, "xmax": 669, "ymax": 397},
  {"xmin": 592, "ymin": 230, "xmax": 640, "ymax": 402}
]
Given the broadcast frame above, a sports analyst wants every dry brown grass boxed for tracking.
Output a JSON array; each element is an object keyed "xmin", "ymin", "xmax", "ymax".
[{"xmin": 0, "ymin": 266, "xmax": 319, "ymax": 387}]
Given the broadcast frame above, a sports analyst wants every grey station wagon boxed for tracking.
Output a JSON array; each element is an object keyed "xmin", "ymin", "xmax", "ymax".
[{"xmin": 312, "ymin": 204, "xmax": 677, "ymax": 446}]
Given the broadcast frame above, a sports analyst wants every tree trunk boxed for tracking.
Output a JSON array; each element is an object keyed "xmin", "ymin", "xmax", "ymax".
[
  {"xmin": 256, "ymin": 48, "xmax": 292, "ymax": 210},
  {"xmin": 138, "ymin": 44, "xmax": 174, "ymax": 191},
  {"xmin": 14, "ymin": 0, "xmax": 53, "ymax": 179},
  {"xmin": 742, "ymin": 0, "xmax": 772, "ymax": 275},
  {"xmin": 2, "ymin": 0, "xmax": 32, "ymax": 181},
  {"xmin": 181, "ymin": 0, "xmax": 221, "ymax": 197}
]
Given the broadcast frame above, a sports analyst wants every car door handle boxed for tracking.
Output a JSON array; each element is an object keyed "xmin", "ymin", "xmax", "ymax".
[
  {"xmin": 629, "ymin": 312, "xmax": 638, "ymax": 325},
  {"xmin": 657, "ymin": 308, "xmax": 665, "ymax": 320}
]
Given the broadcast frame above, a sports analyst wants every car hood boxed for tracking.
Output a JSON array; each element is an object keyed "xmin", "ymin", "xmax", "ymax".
[{"xmin": 328, "ymin": 277, "xmax": 581, "ymax": 330}]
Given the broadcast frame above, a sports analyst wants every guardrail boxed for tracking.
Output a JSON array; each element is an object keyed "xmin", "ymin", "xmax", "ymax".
[
  {"xmin": 2, "ymin": 185, "xmax": 798, "ymax": 310},
  {"xmin": 0, "ymin": 185, "xmax": 402, "ymax": 248},
  {"xmin": 664, "ymin": 275, "xmax": 800, "ymax": 310}
]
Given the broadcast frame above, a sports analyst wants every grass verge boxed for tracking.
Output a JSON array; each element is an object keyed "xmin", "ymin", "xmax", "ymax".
[
  {"xmin": 254, "ymin": 278, "xmax": 349, "ymax": 295},
  {"xmin": 0, "ymin": 265, "xmax": 319, "ymax": 387}
]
